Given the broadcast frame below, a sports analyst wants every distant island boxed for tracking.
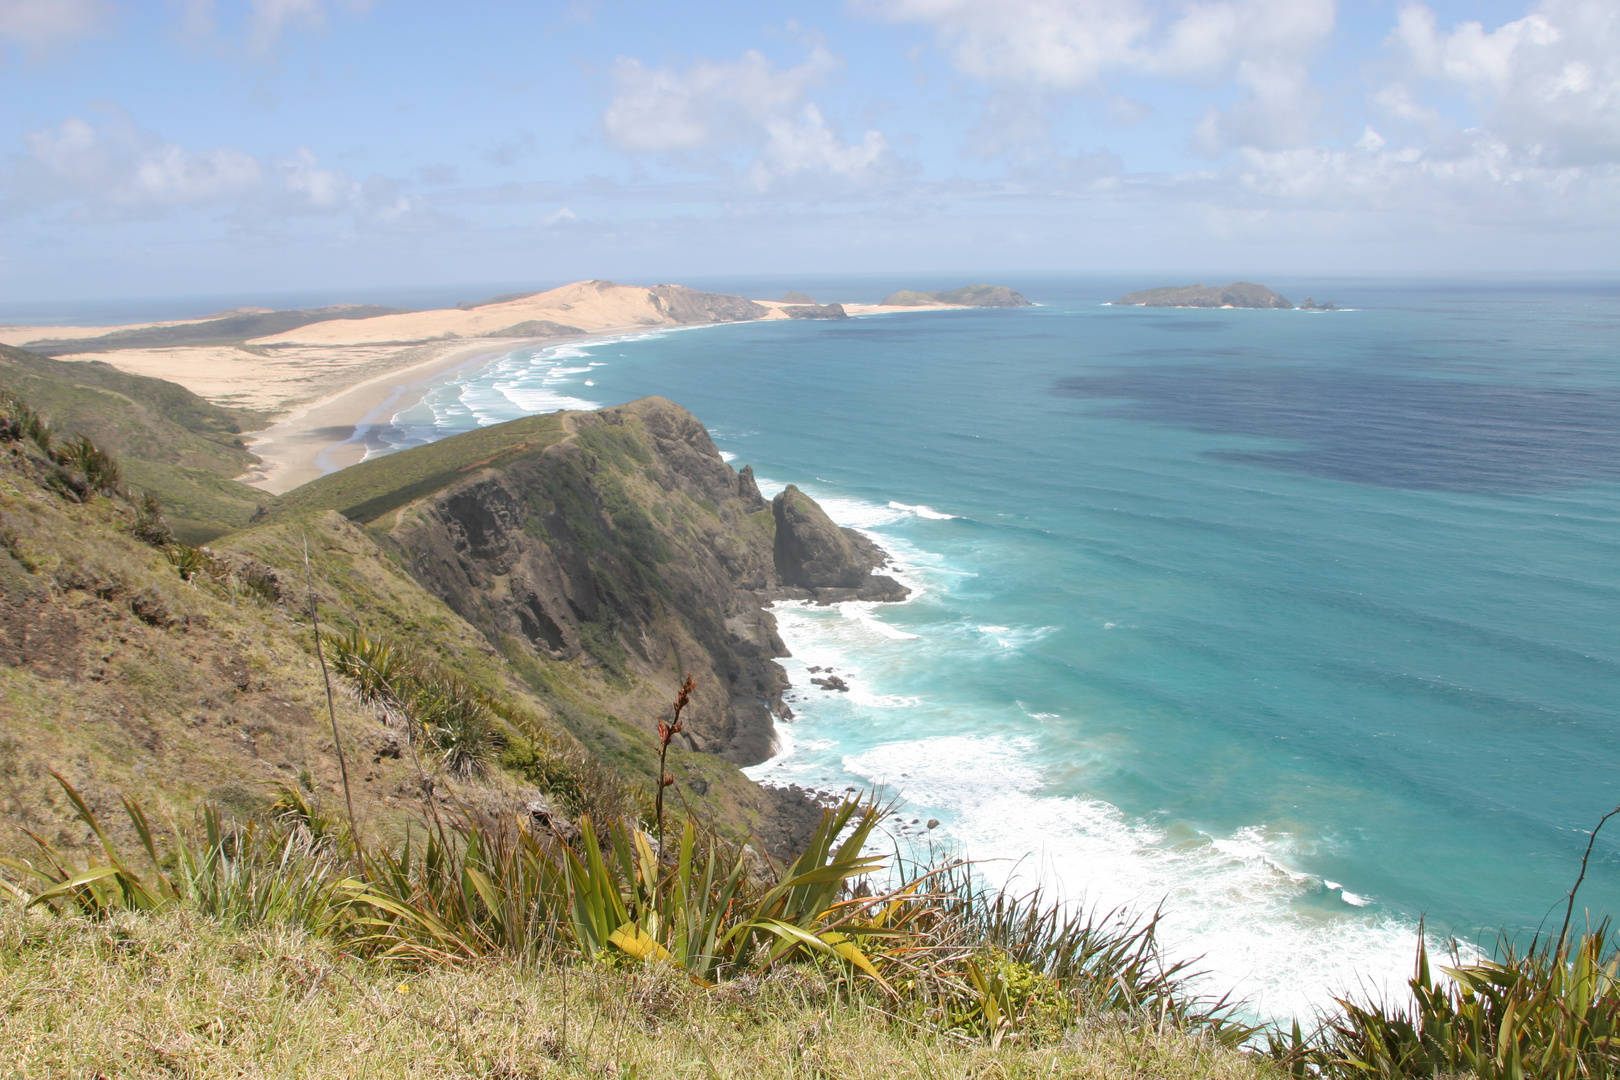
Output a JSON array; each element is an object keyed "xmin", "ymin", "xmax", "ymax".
[
  {"xmin": 881, "ymin": 284, "xmax": 1032, "ymax": 307},
  {"xmin": 1115, "ymin": 282, "xmax": 1292, "ymax": 309}
]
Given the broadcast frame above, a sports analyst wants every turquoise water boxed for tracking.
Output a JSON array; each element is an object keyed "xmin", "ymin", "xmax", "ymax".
[{"xmin": 377, "ymin": 278, "xmax": 1620, "ymax": 1019}]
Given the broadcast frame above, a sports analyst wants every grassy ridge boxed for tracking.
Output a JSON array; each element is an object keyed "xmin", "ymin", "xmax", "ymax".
[
  {"xmin": 0, "ymin": 344, "xmax": 268, "ymax": 540},
  {"xmin": 264, "ymin": 412, "xmax": 569, "ymax": 525}
]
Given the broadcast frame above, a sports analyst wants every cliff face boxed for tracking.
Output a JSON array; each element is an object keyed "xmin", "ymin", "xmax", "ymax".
[{"xmin": 369, "ymin": 398, "xmax": 902, "ymax": 768}]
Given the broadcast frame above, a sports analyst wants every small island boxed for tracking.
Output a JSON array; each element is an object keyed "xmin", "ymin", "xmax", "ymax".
[
  {"xmin": 1115, "ymin": 282, "xmax": 1292, "ymax": 309},
  {"xmin": 881, "ymin": 284, "xmax": 1032, "ymax": 307}
]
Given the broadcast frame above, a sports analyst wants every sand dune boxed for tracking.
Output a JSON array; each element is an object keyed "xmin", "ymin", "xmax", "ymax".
[
  {"xmin": 251, "ymin": 279, "xmax": 763, "ymax": 346},
  {"xmin": 43, "ymin": 342, "xmax": 477, "ymax": 414},
  {"xmin": 12, "ymin": 279, "xmax": 979, "ymax": 493}
]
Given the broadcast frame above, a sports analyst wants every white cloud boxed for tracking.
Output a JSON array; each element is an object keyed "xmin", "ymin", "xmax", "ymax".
[
  {"xmin": 1387, "ymin": 0, "xmax": 1620, "ymax": 167},
  {"xmin": 179, "ymin": 0, "xmax": 374, "ymax": 52},
  {"xmin": 603, "ymin": 44, "xmax": 841, "ymax": 154},
  {"xmin": 859, "ymin": 0, "xmax": 1332, "ymax": 91},
  {"xmin": 18, "ymin": 116, "xmax": 264, "ymax": 214},
  {"xmin": 860, "ymin": 0, "xmax": 1335, "ymax": 156},
  {"xmin": 600, "ymin": 40, "xmax": 897, "ymax": 191},
  {"xmin": 6, "ymin": 112, "xmax": 444, "ymax": 230},
  {"xmin": 856, "ymin": 0, "xmax": 1146, "ymax": 90},
  {"xmin": 0, "ymin": 0, "xmax": 105, "ymax": 52},
  {"xmin": 747, "ymin": 104, "xmax": 892, "ymax": 188},
  {"xmin": 247, "ymin": 0, "xmax": 326, "ymax": 51}
]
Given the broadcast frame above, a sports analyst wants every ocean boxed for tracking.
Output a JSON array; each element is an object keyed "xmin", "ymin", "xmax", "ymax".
[{"xmin": 368, "ymin": 276, "xmax": 1620, "ymax": 1021}]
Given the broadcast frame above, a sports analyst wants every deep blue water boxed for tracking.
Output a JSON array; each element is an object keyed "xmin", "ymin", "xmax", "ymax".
[{"xmin": 377, "ymin": 277, "xmax": 1620, "ymax": 1019}]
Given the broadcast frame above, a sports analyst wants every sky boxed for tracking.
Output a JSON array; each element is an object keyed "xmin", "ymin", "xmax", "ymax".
[{"xmin": 1, "ymin": 0, "xmax": 1617, "ymax": 301}]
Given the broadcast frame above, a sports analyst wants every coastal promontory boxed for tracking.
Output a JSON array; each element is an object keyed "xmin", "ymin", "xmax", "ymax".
[{"xmin": 1115, "ymin": 282, "xmax": 1292, "ymax": 309}]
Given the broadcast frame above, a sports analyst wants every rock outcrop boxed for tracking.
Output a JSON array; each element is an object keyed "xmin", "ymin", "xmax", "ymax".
[
  {"xmin": 1115, "ymin": 282, "xmax": 1293, "ymax": 309},
  {"xmin": 646, "ymin": 285, "xmax": 769, "ymax": 324},
  {"xmin": 782, "ymin": 304, "xmax": 848, "ymax": 320},
  {"xmin": 772, "ymin": 484, "xmax": 910, "ymax": 604}
]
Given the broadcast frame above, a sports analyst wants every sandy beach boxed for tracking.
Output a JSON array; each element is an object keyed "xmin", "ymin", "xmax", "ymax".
[
  {"xmin": 237, "ymin": 337, "xmax": 533, "ymax": 493},
  {"xmin": 6, "ymin": 280, "xmax": 974, "ymax": 497}
]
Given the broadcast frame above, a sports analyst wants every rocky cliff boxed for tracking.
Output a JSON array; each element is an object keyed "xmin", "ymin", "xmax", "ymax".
[{"xmin": 283, "ymin": 397, "xmax": 907, "ymax": 771}]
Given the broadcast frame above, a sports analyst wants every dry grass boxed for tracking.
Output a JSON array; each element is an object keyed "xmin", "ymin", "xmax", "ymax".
[{"xmin": 0, "ymin": 905, "xmax": 1277, "ymax": 1079}]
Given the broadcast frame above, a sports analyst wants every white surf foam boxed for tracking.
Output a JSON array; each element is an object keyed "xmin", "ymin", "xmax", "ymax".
[
  {"xmin": 840, "ymin": 734, "xmax": 1431, "ymax": 1024},
  {"xmin": 744, "ymin": 480, "xmax": 1440, "ymax": 1026},
  {"xmin": 889, "ymin": 500, "xmax": 956, "ymax": 519}
]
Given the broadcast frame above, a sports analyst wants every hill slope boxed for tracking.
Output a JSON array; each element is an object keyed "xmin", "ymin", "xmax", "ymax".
[
  {"xmin": 0, "ymin": 383, "xmax": 907, "ymax": 864},
  {"xmin": 0, "ymin": 344, "xmax": 268, "ymax": 540}
]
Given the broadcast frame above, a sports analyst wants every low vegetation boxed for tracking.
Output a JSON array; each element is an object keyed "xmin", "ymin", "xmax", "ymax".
[
  {"xmin": 1270, "ymin": 929, "xmax": 1620, "ymax": 1079},
  {"xmin": 1, "ymin": 344, "xmax": 268, "ymax": 540},
  {"xmin": 0, "ymin": 765, "xmax": 1265, "ymax": 1078}
]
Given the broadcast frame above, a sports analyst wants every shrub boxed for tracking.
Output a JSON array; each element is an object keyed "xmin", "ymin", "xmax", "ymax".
[
  {"xmin": 324, "ymin": 629, "xmax": 497, "ymax": 777},
  {"xmin": 130, "ymin": 491, "xmax": 175, "ymax": 547},
  {"xmin": 1269, "ymin": 928, "xmax": 1620, "ymax": 1079},
  {"xmin": 0, "ymin": 388, "xmax": 53, "ymax": 452},
  {"xmin": 53, "ymin": 433, "xmax": 121, "ymax": 496},
  {"xmin": 165, "ymin": 542, "xmax": 215, "ymax": 582}
]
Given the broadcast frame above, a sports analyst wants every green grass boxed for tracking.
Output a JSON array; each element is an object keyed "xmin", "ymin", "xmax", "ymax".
[
  {"xmin": 1, "ymin": 344, "xmax": 268, "ymax": 537},
  {"xmin": 0, "ymin": 905, "xmax": 1271, "ymax": 1079},
  {"xmin": 262, "ymin": 412, "xmax": 569, "ymax": 525},
  {"xmin": 0, "ymin": 772, "xmax": 1264, "ymax": 1078}
]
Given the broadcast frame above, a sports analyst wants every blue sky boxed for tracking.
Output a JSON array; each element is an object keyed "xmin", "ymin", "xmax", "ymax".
[{"xmin": 1, "ymin": 0, "xmax": 1616, "ymax": 301}]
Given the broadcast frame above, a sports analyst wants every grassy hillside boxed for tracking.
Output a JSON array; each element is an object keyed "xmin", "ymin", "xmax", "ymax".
[
  {"xmin": 262, "ymin": 411, "xmax": 569, "ymax": 525},
  {"xmin": 0, "ymin": 906, "xmax": 1269, "ymax": 1080},
  {"xmin": 0, "ymin": 388, "xmax": 802, "ymax": 863},
  {"xmin": 0, "ymin": 344, "xmax": 268, "ymax": 540}
]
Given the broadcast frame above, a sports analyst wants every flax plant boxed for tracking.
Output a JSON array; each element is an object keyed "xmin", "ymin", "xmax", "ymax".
[{"xmin": 654, "ymin": 674, "xmax": 695, "ymax": 853}]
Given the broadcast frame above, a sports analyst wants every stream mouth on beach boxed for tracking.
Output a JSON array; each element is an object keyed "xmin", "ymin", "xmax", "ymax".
[{"xmin": 359, "ymin": 277, "xmax": 1620, "ymax": 1024}]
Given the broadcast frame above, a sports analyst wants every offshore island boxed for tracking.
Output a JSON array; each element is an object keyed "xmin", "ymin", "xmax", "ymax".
[{"xmin": 1117, "ymin": 282, "xmax": 1294, "ymax": 308}]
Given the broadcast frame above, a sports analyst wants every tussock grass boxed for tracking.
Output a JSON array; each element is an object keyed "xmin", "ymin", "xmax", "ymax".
[{"xmin": 0, "ymin": 905, "xmax": 1274, "ymax": 1079}]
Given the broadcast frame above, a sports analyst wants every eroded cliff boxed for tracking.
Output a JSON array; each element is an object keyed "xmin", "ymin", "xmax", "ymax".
[{"xmin": 308, "ymin": 397, "xmax": 905, "ymax": 772}]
